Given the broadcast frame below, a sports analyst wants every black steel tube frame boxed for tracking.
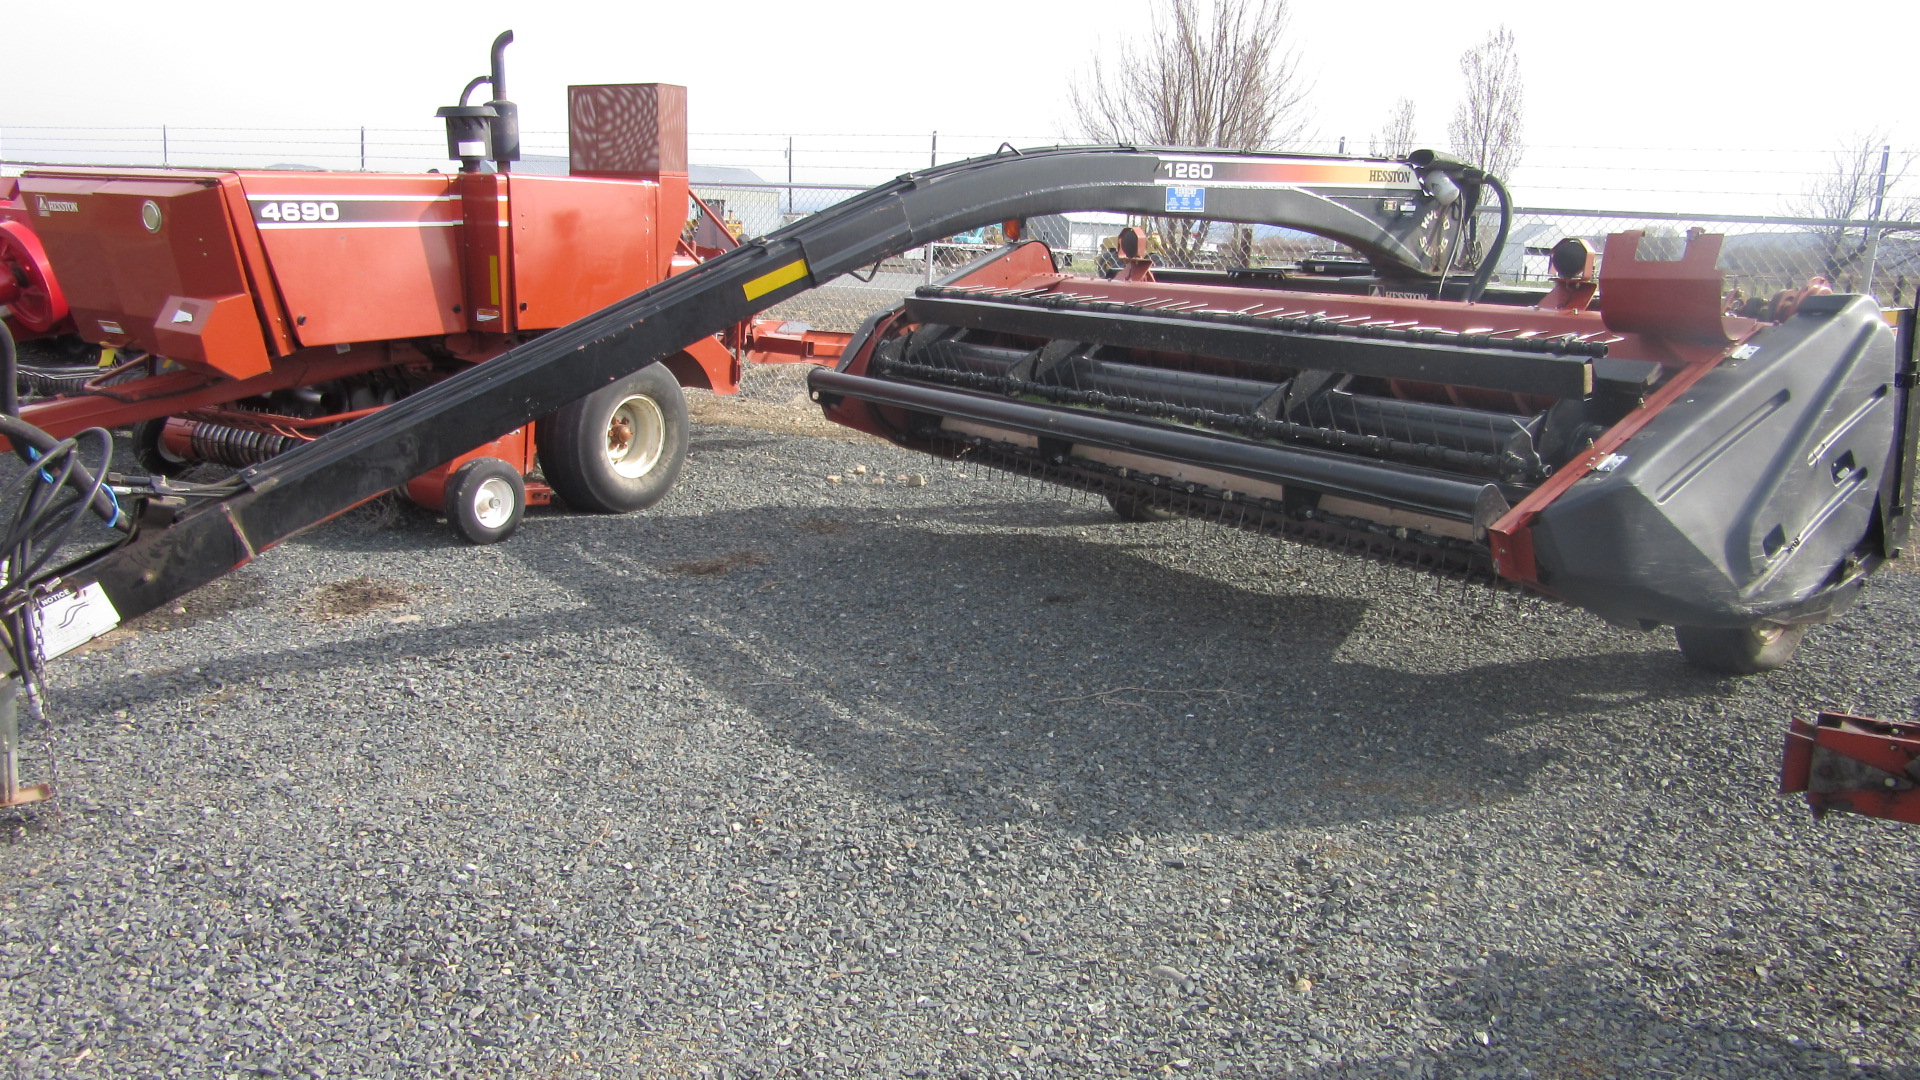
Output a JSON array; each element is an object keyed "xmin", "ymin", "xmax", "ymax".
[
  {"xmin": 810, "ymin": 367, "xmax": 1507, "ymax": 525},
  {"xmin": 40, "ymin": 145, "xmax": 1496, "ymax": 625}
]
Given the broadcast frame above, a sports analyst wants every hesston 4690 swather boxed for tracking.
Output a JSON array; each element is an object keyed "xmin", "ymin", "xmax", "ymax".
[{"xmin": 0, "ymin": 39, "xmax": 1914, "ymax": 823}]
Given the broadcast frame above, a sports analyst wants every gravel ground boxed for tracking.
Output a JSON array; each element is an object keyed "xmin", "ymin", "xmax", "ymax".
[{"xmin": 3, "ymin": 365, "xmax": 1918, "ymax": 1078}]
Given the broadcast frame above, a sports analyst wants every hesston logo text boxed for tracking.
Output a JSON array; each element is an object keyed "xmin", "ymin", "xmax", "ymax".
[{"xmin": 34, "ymin": 196, "xmax": 80, "ymax": 215}]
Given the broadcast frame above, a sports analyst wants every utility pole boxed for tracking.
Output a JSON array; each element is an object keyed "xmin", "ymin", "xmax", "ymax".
[{"xmin": 1863, "ymin": 144, "xmax": 1891, "ymax": 300}]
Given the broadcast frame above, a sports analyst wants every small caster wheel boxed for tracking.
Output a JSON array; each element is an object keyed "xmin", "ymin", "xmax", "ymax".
[{"xmin": 445, "ymin": 457, "xmax": 525, "ymax": 544}]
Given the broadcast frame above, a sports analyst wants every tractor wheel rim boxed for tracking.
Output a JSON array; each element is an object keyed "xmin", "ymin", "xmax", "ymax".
[
  {"xmin": 606, "ymin": 394, "xmax": 665, "ymax": 479},
  {"xmin": 0, "ymin": 225, "xmax": 65, "ymax": 334},
  {"xmin": 2, "ymin": 257, "xmax": 50, "ymax": 330},
  {"xmin": 471, "ymin": 476, "xmax": 515, "ymax": 529}
]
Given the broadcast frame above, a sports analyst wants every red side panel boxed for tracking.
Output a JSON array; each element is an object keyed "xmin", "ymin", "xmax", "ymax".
[
  {"xmin": 456, "ymin": 172, "xmax": 515, "ymax": 333},
  {"xmin": 237, "ymin": 172, "xmax": 464, "ymax": 345},
  {"xmin": 509, "ymin": 175, "xmax": 660, "ymax": 329},
  {"xmin": 19, "ymin": 172, "xmax": 271, "ymax": 379},
  {"xmin": 567, "ymin": 82, "xmax": 689, "ymax": 274}
]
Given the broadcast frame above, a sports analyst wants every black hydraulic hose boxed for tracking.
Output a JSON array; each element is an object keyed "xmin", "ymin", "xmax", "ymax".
[
  {"xmin": 0, "ymin": 415, "xmax": 125, "ymax": 530},
  {"xmin": 0, "ymin": 320, "xmax": 15, "ymax": 419},
  {"xmin": 1466, "ymin": 173, "xmax": 1512, "ymax": 303},
  {"xmin": 11, "ymin": 428, "xmax": 116, "ymax": 577}
]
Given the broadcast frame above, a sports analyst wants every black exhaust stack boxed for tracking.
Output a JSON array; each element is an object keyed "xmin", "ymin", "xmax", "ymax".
[
  {"xmin": 486, "ymin": 30, "xmax": 520, "ymax": 172},
  {"xmin": 434, "ymin": 31, "xmax": 519, "ymax": 174}
]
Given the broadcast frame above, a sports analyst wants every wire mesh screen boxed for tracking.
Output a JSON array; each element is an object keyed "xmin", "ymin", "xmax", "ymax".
[
  {"xmin": 1500, "ymin": 210, "xmax": 1920, "ymax": 308},
  {"xmin": 8, "ymin": 122, "xmax": 1915, "ymax": 320},
  {"xmin": 706, "ymin": 184, "xmax": 1920, "ymax": 333}
]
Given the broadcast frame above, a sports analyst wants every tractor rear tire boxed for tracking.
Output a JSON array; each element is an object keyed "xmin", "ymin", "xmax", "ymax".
[
  {"xmin": 131, "ymin": 417, "xmax": 190, "ymax": 478},
  {"xmin": 1675, "ymin": 622, "xmax": 1807, "ymax": 675},
  {"xmin": 537, "ymin": 363, "xmax": 688, "ymax": 514},
  {"xmin": 446, "ymin": 457, "xmax": 525, "ymax": 545}
]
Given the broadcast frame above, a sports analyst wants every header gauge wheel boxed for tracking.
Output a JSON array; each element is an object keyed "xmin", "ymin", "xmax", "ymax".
[{"xmin": 1675, "ymin": 622, "xmax": 1807, "ymax": 675}]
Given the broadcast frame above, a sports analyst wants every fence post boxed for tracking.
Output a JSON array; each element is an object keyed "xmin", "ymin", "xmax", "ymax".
[
  {"xmin": 360, "ymin": 127, "xmax": 366, "ymax": 171},
  {"xmin": 161, "ymin": 125, "xmax": 169, "ymax": 167},
  {"xmin": 785, "ymin": 137, "xmax": 793, "ymax": 218},
  {"xmin": 923, "ymin": 132, "xmax": 940, "ymax": 284}
]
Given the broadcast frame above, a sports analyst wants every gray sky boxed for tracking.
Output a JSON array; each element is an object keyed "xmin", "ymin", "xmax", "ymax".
[{"xmin": 4, "ymin": 0, "xmax": 1915, "ymax": 215}]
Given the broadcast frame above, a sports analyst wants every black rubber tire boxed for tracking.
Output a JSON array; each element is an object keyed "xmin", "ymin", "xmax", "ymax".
[
  {"xmin": 536, "ymin": 363, "xmax": 688, "ymax": 513},
  {"xmin": 131, "ymin": 417, "xmax": 190, "ymax": 477},
  {"xmin": 445, "ymin": 457, "xmax": 525, "ymax": 545},
  {"xmin": 1107, "ymin": 493, "xmax": 1177, "ymax": 522},
  {"xmin": 1674, "ymin": 622, "xmax": 1807, "ymax": 675}
]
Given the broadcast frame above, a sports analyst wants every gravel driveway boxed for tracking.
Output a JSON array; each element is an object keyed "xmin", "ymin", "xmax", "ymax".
[{"xmin": 3, "ymin": 367, "xmax": 1917, "ymax": 1078}]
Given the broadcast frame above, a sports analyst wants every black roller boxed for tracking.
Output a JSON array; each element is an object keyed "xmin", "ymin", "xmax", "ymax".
[
  {"xmin": 1040, "ymin": 355, "xmax": 1286, "ymax": 419},
  {"xmin": 811, "ymin": 366, "xmax": 1508, "ymax": 527},
  {"xmin": 1297, "ymin": 390, "xmax": 1541, "ymax": 462},
  {"xmin": 897, "ymin": 337, "xmax": 1288, "ymax": 420}
]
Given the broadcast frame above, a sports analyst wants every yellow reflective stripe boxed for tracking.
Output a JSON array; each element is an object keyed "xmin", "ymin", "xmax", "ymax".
[{"xmin": 742, "ymin": 258, "xmax": 809, "ymax": 301}]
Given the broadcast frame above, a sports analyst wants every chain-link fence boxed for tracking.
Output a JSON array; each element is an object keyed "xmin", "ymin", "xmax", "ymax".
[
  {"xmin": 700, "ymin": 178, "xmax": 1920, "ymax": 334},
  {"xmin": 0, "ymin": 125, "xmax": 568, "ymax": 174},
  {"xmin": 8, "ymin": 125, "xmax": 1914, "ymax": 334},
  {"xmin": 1501, "ymin": 208, "xmax": 1920, "ymax": 307}
]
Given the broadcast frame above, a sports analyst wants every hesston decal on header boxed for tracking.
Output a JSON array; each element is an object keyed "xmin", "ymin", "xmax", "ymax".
[{"xmin": 1155, "ymin": 157, "xmax": 1417, "ymax": 189}]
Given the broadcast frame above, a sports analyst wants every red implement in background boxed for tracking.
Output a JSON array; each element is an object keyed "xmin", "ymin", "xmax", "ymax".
[
  {"xmin": 0, "ymin": 38, "xmax": 837, "ymax": 542},
  {"xmin": 1783, "ymin": 712, "xmax": 1920, "ymax": 825},
  {"xmin": 0, "ymin": 179, "xmax": 74, "ymax": 340}
]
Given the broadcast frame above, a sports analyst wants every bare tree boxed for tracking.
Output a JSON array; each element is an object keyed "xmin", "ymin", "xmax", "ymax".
[
  {"xmin": 1073, "ymin": 0, "xmax": 1310, "ymax": 265},
  {"xmin": 1791, "ymin": 132, "xmax": 1916, "ymax": 286},
  {"xmin": 1446, "ymin": 27, "xmax": 1524, "ymax": 179},
  {"xmin": 1371, "ymin": 97, "xmax": 1418, "ymax": 159}
]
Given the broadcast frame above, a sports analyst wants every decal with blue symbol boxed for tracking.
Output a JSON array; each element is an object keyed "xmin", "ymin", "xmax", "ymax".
[{"xmin": 1165, "ymin": 186, "xmax": 1206, "ymax": 213}]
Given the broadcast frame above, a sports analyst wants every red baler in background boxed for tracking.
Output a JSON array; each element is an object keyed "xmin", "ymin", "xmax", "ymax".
[{"xmin": 4, "ymin": 33, "xmax": 788, "ymax": 542}]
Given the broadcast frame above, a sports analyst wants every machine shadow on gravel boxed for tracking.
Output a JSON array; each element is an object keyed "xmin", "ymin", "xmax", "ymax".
[
  {"xmin": 100, "ymin": 496, "xmax": 1727, "ymax": 841},
  {"xmin": 1289, "ymin": 952, "xmax": 1918, "ymax": 1080}
]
